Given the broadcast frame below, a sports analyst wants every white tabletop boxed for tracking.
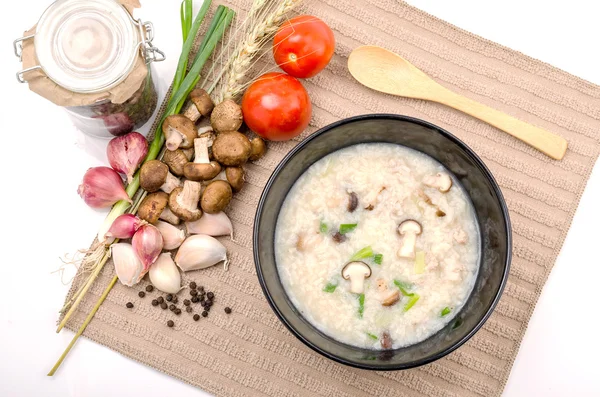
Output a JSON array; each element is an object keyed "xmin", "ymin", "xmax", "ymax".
[{"xmin": 1, "ymin": 1, "xmax": 599, "ymax": 396}]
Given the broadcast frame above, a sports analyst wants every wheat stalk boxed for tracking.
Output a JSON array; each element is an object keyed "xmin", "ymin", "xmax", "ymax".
[{"xmin": 215, "ymin": 0, "xmax": 301, "ymax": 102}]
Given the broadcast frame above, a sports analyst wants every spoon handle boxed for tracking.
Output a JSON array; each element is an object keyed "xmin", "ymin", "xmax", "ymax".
[{"xmin": 433, "ymin": 88, "xmax": 567, "ymax": 160}]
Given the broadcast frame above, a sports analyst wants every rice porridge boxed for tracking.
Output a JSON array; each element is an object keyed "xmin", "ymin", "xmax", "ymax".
[{"xmin": 275, "ymin": 143, "xmax": 480, "ymax": 349}]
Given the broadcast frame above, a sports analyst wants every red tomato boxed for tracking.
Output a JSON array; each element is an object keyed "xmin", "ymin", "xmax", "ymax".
[
  {"xmin": 273, "ymin": 15, "xmax": 335, "ymax": 78},
  {"xmin": 241, "ymin": 72, "xmax": 312, "ymax": 141}
]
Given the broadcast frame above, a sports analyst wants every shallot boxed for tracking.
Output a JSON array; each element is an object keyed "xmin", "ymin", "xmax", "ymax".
[
  {"xmin": 78, "ymin": 167, "xmax": 131, "ymax": 209},
  {"xmin": 112, "ymin": 243, "xmax": 146, "ymax": 286},
  {"xmin": 149, "ymin": 253, "xmax": 181, "ymax": 294},
  {"xmin": 185, "ymin": 212, "xmax": 233, "ymax": 238},
  {"xmin": 155, "ymin": 220, "xmax": 186, "ymax": 250},
  {"xmin": 107, "ymin": 132, "xmax": 148, "ymax": 183},
  {"xmin": 175, "ymin": 234, "xmax": 228, "ymax": 271},
  {"xmin": 132, "ymin": 224, "xmax": 163, "ymax": 269},
  {"xmin": 105, "ymin": 214, "xmax": 146, "ymax": 239}
]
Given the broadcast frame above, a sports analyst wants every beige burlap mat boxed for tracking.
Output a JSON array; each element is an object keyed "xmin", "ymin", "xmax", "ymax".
[{"xmin": 63, "ymin": 1, "xmax": 600, "ymax": 396}]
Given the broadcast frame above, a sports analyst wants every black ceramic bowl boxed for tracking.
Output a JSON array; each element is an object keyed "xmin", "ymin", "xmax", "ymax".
[{"xmin": 254, "ymin": 114, "xmax": 511, "ymax": 370}]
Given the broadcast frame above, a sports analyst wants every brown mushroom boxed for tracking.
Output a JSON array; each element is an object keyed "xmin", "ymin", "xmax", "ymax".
[
  {"xmin": 201, "ymin": 180, "xmax": 232, "ymax": 214},
  {"xmin": 397, "ymin": 220, "xmax": 422, "ymax": 259},
  {"xmin": 137, "ymin": 192, "xmax": 180, "ymax": 225},
  {"xmin": 181, "ymin": 147, "xmax": 194, "ymax": 161},
  {"xmin": 381, "ymin": 331, "xmax": 393, "ymax": 349},
  {"xmin": 225, "ymin": 166, "xmax": 245, "ymax": 192},
  {"xmin": 376, "ymin": 279, "xmax": 400, "ymax": 306},
  {"xmin": 210, "ymin": 99, "xmax": 243, "ymax": 133},
  {"xmin": 249, "ymin": 137, "xmax": 266, "ymax": 161},
  {"xmin": 140, "ymin": 160, "xmax": 181, "ymax": 193},
  {"xmin": 163, "ymin": 149, "xmax": 190, "ymax": 176},
  {"xmin": 163, "ymin": 114, "xmax": 197, "ymax": 151},
  {"xmin": 212, "ymin": 131, "xmax": 252, "ymax": 166},
  {"xmin": 183, "ymin": 137, "xmax": 222, "ymax": 181},
  {"xmin": 347, "ymin": 192, "xmax": 359, "ymax": 212},
  {"xmin": 332, "ymin": 232, "xmax": 347, "ymax": 244},
  {"xmin": 414, "ymin": 189, "xmax": 446, "ymax": 217},
  {"xmin": 423, "ymin": 172, "xmax": 453, "ymax": 193},
  {"xmin": 341, "ymin": 261, "xmax": 372, "ymax": 294},
  {"xmin": 168, "ymin": 180, "xmax": 202, "ymax": 222},
  {"xmin": 183, "ymin": 88, "xmax": 214, "ymax": 122},
  {"xmin": 364, "ymin": 187, "xmax": 387, "ymax": 210}
]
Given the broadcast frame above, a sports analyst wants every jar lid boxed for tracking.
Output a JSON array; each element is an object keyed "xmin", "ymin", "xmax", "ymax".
[{"xmin": 34, "ymin": 0, "xmax": 139, "ymax": 93}]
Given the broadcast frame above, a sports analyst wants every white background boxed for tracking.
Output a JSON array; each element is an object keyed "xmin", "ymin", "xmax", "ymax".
[{"xmin": 1, "ymin": 1, "xmax": 599, "ymax": 396}]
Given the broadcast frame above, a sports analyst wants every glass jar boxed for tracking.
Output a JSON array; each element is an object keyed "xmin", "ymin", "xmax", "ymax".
[{"xmin": 14, "ymin": 0, "xmax": 164, "ymax": 138}]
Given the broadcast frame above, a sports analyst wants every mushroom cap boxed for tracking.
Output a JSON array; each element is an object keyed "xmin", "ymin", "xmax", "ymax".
[
  {"xmin": 162, "ymin": 115, "xmax": 197, "ymax": 150},
  {"xmin": 163, "ymin": 149, "xmax": 189, "ymax": 176},
  {"xmin": 212, "ymin": 131, "xmax": 252, "ymax": 166},
  {"xmin": 341, "ymin": 261, "xmax": 372, "ymax": 280},
  {"xmin": 210, "ymin": 99, "xmax": 243, "ymax": 133},
  {"xmin": 189, "ymin": 88, "xmax": 214, "ymax": 117},
  {"xmin": 168, "ymin": 186, "xmax": 203, "ymax": 222},
  {"xmin": 200, "ymin": 180, "xmax": 232, "ymax": 214},
  {"xmin": 183, "ymin": 161, "xmax": 222, "ymax": 181},
  {"xmin": 138, "ymin": 192, "xmax": 169, "ymax": 224},
  {"xmin": 397, "ymin": 219, "xmax": 422, "ymax": 235},
  {"xmin": 140, "ymin": 160, "xmax": 169, "ymax": 192},
  {"xmin": 249, "ymin": 137, "xmax": 267, "ymax": 161},
  {"xmin": 225, "ymin": 166, "xmax": 245, "ymax": 192},
  {"xmin": 424, "ymin": 172, "xmax": 453, "ymax": 193}
]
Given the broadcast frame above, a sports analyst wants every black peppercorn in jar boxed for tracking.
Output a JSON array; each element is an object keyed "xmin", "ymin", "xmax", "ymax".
[{"xmin": 14, "ymin": 0, "xmax": 164, "ymax": 138}]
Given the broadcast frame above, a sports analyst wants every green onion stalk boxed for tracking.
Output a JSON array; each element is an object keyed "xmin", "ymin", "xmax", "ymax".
[{"xmin": 49, "ymin": 3, "xmax": 234, "ymax": 376}]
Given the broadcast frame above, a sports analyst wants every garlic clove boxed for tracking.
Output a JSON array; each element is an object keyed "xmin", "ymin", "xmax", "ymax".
[
  {"xmin": 149, "ymin": 253, "xmax": 182, "ymax": 294},
  {"xmin": 78, "ymin": 166, "xmax": 131, "ymax": 209},
  {"xmin": 154, "ymin": 220, "xmax": 186, "ymax": 250},
  {"xmin": 112, "ymin": 243, "xmax": 146, "ymax": 286},
  {"xmin": 132, "ymin": 224, "xmax": 164, "ymax": 269},
  {"xmin": 185, "ymin": 212, "xmax": 233, "ymax": 238},
  {"xmin": 175, "ymin": 234, "xmax": 228, "ymax": 271},
  {"xmin": 107, "ymin": 132, "xmax": 149, "ymax": 183},
  {"xmin": 106, "ymin": 214, "xmax": 146, "ymax": 239}
]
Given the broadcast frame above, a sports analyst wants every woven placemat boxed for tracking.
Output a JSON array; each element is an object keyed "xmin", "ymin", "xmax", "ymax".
[{"xmin": 63, "ymin": 1, "xmax": 600, "ymax": 396}]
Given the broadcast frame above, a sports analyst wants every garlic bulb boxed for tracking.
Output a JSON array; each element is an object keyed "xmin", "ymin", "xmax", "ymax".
[
  {"xmin": 155, "ymin": 220, "xmax": 186, "ymax": 250},
  {"xmin": 112, "ymin": 243, "xmax": 146, "ymax": 286},
  {"xmin": 175, "ymin": 234, "xmax": 228, "ymax": 271},
  {"xmin": 185, "ymin": 212, "xmax": 233, "ymax": 238},
  {"xmin": 149, "ymin": 253, "xmax": 181, "ymax": 294}
]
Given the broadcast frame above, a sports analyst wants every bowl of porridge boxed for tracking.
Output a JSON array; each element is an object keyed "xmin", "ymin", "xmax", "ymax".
[{"xmin": 254, "ymin": 114, "xmax": 511, "ymax": 370}]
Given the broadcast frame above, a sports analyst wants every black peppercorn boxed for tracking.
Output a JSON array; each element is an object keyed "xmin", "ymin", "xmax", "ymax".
[
  {"xmin": 207, "ymin": 300, "xmax": 213, "ymax": 307},
  {"xmin": 224, "ymin": 307, "xmax": 232, "ymax": 314},
  {"xmin": 175, "ymin": 308, "xmax": 182, "ymax": 315},
  {"xmin": 172, "ymin": 296, "xmax": 178, "ymax": 304},
  {"xmin": 190, "ymin": 290, "xmax": 198, "ymax": 297},
  {"xmin": 167, "ymin": 320, "xmax": 174, "ymax": 327},
  {"xmin": 207, "ymin": 292, "xmax": 214, "ymax": 300},
  {"xmin": 183, "ymin": 299, "xmax": 190, "ymax": 306},
  {"xmin": 201, "ymin": 311, "xmax": 208, "ymax": 317},
  {"xmin": 198, "ymin": 286, "xmax": 205, "ymax": 293},
  {"xmin": 166, "ymin": 294, "xmax": 173, "ymax": 302},
  {"xmin": 193, "ymin": 314, "xmax": 200, "ymax": 321},
  {"xmin": 201, "ymin": 300, "xmax": 207, "ymax": 307},
  {"xmin": 126, "ymin": 302, "xmax": 134, "ymax": 309},
  {"xmin": 138, "ymin": 291, "xmax": 145, "ymax": 298},
  {"xmin": 186, "ymin": 306, "xmax": 193, "ymax": 313},
  {"xmin": 205, "ymin": 305, "xmax": 211, "ymax": 312},
  {"xmin": 169, "ymin": 304, "xmax": 176, "ymax": 311},
  {"xmin": 191, "ymin": 296, "xmax": 199, "ymax": 303},
  {"xmin": 146, "ymin": 285, "xmax": 154, "ymax": 292},
  {"xmin": 151, "ymin": 299, "xmax": 159, "ymax": 306},
  {"xmin": 157, "ymin": 296, "xmax": 164, "ymax": 304},
  {"xmin": 160, "ymin": 302, "xmax": 168, "ymax": 310},
  {"xmin": 189, "ymin": 281, "xmax": 197, "ymax": 290}
]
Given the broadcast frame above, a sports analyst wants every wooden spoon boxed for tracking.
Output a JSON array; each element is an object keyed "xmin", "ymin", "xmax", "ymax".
[{"xmin": 348, "ymin": 45, "xmax": 567, "ymax": 160}]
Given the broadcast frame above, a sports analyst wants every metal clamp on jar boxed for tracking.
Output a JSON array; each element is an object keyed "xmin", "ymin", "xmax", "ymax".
[{"xmin": 14, "ymin": 0, "xmax": 165, "ymax": 138}]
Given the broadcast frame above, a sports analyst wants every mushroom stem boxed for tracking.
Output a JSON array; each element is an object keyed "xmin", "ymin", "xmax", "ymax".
[
  {"xmin": 165, "ymin": 127, "xmax": 183, "ymax": 151},
  {"xmin": 161, "ymin": 172, "xmax": 182, "ymax": 194},
  {"xmin": 350, "ymin": 277, "xmax": 364, "ymax": 294},
  {"xmin": 177, "ymin": 180, "xmax": 202, "ymax": 208},
  {"xmin": 194, "ymin": 137, "xmax": 210, "ymax": 164},
  {"xmin": 159, "ymin": 207, "xmax": 180, "ymax": 225},
  {"xmin": 397, "ymin": 233, "xmax": 418, "ymax": 258},
  {"xmin": 183, "ymin": 102, "xmax": 201, "ymax": 122}
]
